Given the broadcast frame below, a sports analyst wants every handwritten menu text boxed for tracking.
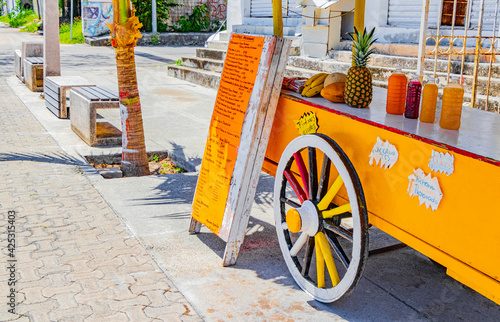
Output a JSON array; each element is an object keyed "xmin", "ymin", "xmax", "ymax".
[{"xmin": 191, "ymin": 34, "xmax": 265, "ymax": 235}]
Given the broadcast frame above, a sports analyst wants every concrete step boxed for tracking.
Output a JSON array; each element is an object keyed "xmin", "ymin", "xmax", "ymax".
[
  {"xmin": 196, "ymin": 48, "xmax": 226, "ymax": 61},
  {"xmin": 170, "ymin": 41, "xmax": 500, "ymax": 111},
  {"xmin": 206, "ymin": 38, "xmax": 301, "ymax": 56},
  {"xmin": 233, "ymin": 24, "xmax": 297, "ymax": 37},
  {"xmin": 336, "ymin": 41, "xmax": 482, "ymax": 62},
  {"xmin": 288, "ymin": 56, "xmax": 500, "ymax": 97},
  {"xmin": 166, "ymin": 65, "xmax": 220, "ymax": 89},
  {"xmin": 167, "ymin": 64, "xmax": 499, "ymax": 112},
  {"xmin": 181, "ymin": 57, "xmax": 224, "ymax": 73},
  {"xmin": 288, "ymin": 56, "xmax": 351, "ymax": 74},
  {"xmin": 470, "ymin": 93, "xmax": 500, "ymax": 112},
  {"xmin": 218, "ymin": 31, "xmax": 231, "ymax": 42},
  {"xmin": 331, "ymin": 50, "xmax": 500, "ymax": 78},
  {"xmin": 207, "ymin": 40, "xmax": 229, "ymax": 51}
]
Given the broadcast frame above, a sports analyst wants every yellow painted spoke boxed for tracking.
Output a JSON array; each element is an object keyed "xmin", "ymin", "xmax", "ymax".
[
  {"xmin": 317, "ymin": 232, "xmax": 341, "ymax": 286},
  {"xmin": 317, "ymin": 175, "xmax": 343, "ymax": 211},
  {"xmin": 322, "ymin": 203, "xmax": 351, "ymax": 219},
  {"xmin": 315, "ymin": 235, "xmax": 325, "ymax": 288}
]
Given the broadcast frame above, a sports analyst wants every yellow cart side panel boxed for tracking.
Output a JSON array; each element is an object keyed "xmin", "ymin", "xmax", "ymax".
[
  {"xmin": 265, "ymin": 96, "xmax": 500, "ymax": 302},
  {"xmin": 370, "ymin": 214, "xmax": 500, "ymax": 305}
]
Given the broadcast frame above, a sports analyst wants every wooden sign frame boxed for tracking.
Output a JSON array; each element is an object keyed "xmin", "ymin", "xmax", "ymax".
[{"xmin": 189, "ymin": 33, "xmax": 292, "ymax": 266}]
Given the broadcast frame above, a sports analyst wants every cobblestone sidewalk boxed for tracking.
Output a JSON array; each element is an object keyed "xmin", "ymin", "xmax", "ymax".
[{"xmin": 0, "ymin": 79, "xmax": 202, "ymax": 321}]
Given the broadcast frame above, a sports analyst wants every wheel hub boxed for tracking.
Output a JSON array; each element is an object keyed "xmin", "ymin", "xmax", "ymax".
[{"xmin": 286, "ymin": 200, "xmax": 319, "ymax": 236}]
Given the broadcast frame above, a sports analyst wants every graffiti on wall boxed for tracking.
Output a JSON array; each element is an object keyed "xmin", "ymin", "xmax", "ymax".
[
  {"xmin": 82, "ymin": 0, "xmax": 113, "ymax": 37},
  {"xmin": 196, "ymin": 0, "xmax": 226, "ymax": 21}
]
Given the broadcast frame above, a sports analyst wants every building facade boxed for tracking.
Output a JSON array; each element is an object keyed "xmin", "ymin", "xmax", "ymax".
[{"xmin": 227, "ymin": 0, "xmax": 500, "ymax": 44}]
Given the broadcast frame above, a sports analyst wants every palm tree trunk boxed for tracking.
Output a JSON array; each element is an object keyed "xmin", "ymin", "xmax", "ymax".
[{"xmin": 109, "ymin": 0, "xmax": 150, "ymax": 176}]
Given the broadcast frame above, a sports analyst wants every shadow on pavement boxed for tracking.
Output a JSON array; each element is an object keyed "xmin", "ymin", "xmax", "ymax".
[{"xmin": 0, "ymin": 151, "xmax": 82, "ymax": 165}]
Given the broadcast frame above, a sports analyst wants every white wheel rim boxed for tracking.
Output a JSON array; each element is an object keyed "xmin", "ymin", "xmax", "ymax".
[{"xmin": 274, "ymin": 135, "xmax": 364, "ymax": 303}]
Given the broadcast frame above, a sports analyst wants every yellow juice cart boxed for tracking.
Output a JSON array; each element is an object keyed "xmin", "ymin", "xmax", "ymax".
[{"xmin": 262, "ymin": 87, "xmax": 500, "ymax": 304}]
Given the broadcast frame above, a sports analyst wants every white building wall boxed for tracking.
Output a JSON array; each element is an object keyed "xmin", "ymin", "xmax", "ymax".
[{"xmin": 227, "ymin": 0, "xmax": 244, "ymax": 32}]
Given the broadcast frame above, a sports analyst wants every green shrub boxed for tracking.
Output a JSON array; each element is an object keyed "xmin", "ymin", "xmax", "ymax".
[
  {"xmin": 173, "ymin": 5, "xmax": 223, "ymax": 32},
  {"xmin": 131, "ymin": 0, "xmax": 179, "ymax": 32},
  {"xmin": 20, "ymin": 19, "xmax": 41, "ymax": 32},
  {"xmin": 8, "ymin": 9, "xmax": 37, "ymax": 27},
  {"xmin": 59, "ymin": 17, "xmax": 84, "ymax": 44},
  {"xmin": 151, "ymin": 33, "xmax": 159, "ymax": 45}
]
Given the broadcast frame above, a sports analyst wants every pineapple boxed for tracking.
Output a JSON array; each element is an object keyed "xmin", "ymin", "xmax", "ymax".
[{"xmin": 344, "ymin": 27, "xmax": 377, "ymax": 108}]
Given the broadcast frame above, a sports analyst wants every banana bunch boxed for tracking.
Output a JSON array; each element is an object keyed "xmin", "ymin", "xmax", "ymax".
[{"xmin": 301, "ymin": 73, "xmax": 328, "ymax": 97}]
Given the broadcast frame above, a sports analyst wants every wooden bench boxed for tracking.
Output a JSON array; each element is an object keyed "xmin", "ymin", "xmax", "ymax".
[
  {"xmin": 14, "ymin": 41, "xmax": 43, "ymax": 83},
  {"xmin": 45, "ymin": 76, "xmax": 95, "ymax": 118},
  {"xmin": 24, "ymin": 57, "xmax": 44, "ymax": 92},
  {"xmin": 14, "ymin": 50, "xmax": 22, "ymax": 81},
  {"xmin": 70, "ymin": 86, "xmax": 122, "ymax": 147}
]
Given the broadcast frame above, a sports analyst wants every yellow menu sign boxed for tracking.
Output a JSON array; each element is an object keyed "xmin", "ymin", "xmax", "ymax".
[{"xmin": 191, "ymin": 34, "xmax": 265, "ymax": 236}]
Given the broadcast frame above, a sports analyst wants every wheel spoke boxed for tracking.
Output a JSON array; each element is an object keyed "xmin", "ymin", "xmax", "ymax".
[
  {"xmin": 284, "ymin": 169, "xmax": 307, "ymax": 203},
  {"xmin": 308, "ymin": 147, "xmax": 318, "ymax": 202},
  {"xmin": 317, "ymin": 232, "xmax": 341, "ymax": 286},
  {"xmin": 315, "ymin": 235, "xmax": 325, "ymax": 288},
  {"xmin": 274, "ymin": 135, "xmax": 369, "ymax": 303},
  {"xmin": 324, "ymin": 229, "xmax": 350, "ymax": 268},
  {"xmin": 280, "ymin": 196, "xmax": 300, "ymax": 208},
  {"xmin": 323, "ymin": 203, "xmax": 351, "ymax": 218},
  {"xmin": 293, "ymin": 152, "xmax": 310, "ymax": 200},
  {"xmin": 316, "ymin": 154, "xmax": 331, "ymax": 202},
  {"xmin": 301, "ymin": 236, "xmax": 315, "ymax": 276},
  {"xmin": 290, "ymin": 232, "xmax": 308, "ymax": 256},
  {"xmin": 323, "ymin": 222, "xmax": 353, "ymax": 241},
  {"xmin": 317, "ymin": 175, "xmax": 343, "ymax": 211}
]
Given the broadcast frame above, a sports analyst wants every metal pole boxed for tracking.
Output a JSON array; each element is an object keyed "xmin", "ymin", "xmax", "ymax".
[
  {"xmin": 352, "ymin": 0, "xmax": 365, "ymax": 63},
  {"xmin": 272, "ymin": 0, "xmax": 283, "ymax": 37},
  {"xmin": 446, "ymin": 0, "xmax": 459, "ymax": 83},
  {"xmin": 471, "ymin": 0, "xmax": 485, "ymax": 109},
  {"xmin": 152, "ymin": 0, "xmax": 157, "ymax": 34},
  {"xmin": 417, "ymin": 0, "xmax": 430, "ymax": 79},
  {"xmin": 353, "ymin": 0, "xmax": 365, "ymax": 32},
  {"xmin": 70, "ymin": 0, "xmax": 73, "ymax": 41},
  {"xmin": 460, "ymin": 0, "xmax": 471, "ymax": 82},
  {"xmin": 485, "ymin": 0, "xmax": 499, "ymax": 110},
  {"xmin": 433, "ymin": 0, "xmax": 444, "ymax": 78}
]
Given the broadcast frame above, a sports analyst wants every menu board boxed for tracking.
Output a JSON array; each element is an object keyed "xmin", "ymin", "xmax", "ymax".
[{"xmin": 191, "ymin": 34, "xmax": 266, "ymax": 235}]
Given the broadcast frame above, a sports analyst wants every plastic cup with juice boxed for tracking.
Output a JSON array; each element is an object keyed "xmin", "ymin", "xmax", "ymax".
[
  {"xmin": 386, "ymin": 67, "xmax": 407, "ymax": 115},
  {"xmin": 420, "ymin": 77, "xmax": 439, "ymax": 123},
  {"xmin": 439, "ymin": 76, "xmax": 465, "ymax": 130},
  {"xmin": 405, "ymin": 74, "xmax": 422, "ymax": 119}
]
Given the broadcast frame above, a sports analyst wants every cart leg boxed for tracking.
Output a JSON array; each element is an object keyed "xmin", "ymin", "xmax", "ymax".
[{"xmin": 189, "ymin": 217, "xmax": 202, "ymax": 234}]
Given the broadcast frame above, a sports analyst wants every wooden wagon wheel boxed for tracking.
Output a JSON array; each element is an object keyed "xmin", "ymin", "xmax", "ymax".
[{"xmin": 273, "ymin": 134, "xmax": 369, "ymax": 302}]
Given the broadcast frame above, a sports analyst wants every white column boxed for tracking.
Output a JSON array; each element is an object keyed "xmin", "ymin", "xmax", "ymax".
[
  {"xmin": 43, "ymin": 0, "xmax": 61, "ymax": 79},
  {"xmin": 417, "ymin": 0, "xmax": 430, "ymax": 77},
  {"xmin": 152, "ymin": 0, "xmax": 157, "ymax": 33},
  {"xmin": 227, "ymin": 0, "xmax": 244, "ymax": 33}
]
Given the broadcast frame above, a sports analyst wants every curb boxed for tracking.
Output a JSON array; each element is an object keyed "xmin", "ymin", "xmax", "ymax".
[{"xmin": 85, "ymin": 32, "xmax": 214, "ymax": 47}]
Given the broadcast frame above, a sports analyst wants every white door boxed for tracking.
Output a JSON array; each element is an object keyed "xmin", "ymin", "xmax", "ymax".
[
  {"xmin": 388, "ymin": 0, "xmax": 441, "ymax": 28},
  {"xmin": 250, "ymin": 0, "xmax": 300, "ymax": 17}
]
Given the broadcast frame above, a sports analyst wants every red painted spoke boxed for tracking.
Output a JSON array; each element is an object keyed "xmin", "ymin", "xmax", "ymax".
[
  {"xmin": 284, "ymin": 169, "xmax": 307, "ymax": 203},
  {"xmin": 293, "ymin": 152, "xmax": 310, "ymax": 200},
  {"xmin": 308, "ymin": 147, "xmax": 318, "ymax": 202}
]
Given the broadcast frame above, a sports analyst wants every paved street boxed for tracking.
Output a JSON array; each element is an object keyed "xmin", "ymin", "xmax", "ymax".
[
  {"xmin": 1, "ymin": 23, "xmax": 499, "ymax": 321},
  {"xmin": 0, "ymin": 25, "xmax": 201, "ymax": 321}
]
